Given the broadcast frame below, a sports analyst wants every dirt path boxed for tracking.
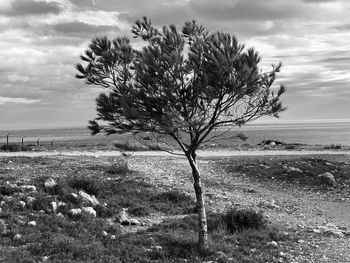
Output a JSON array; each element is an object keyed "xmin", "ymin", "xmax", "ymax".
[
  {"xmin": 0, "ymin": 149, "xmax": 349, "ymax": 157},
  {"xmin": 127, "ymin": 155, "xmax": 350, "ymax": 263}
]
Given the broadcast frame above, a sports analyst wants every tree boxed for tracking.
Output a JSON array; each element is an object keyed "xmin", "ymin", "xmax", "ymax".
[{"xmin": 75, "ymin": 17, "xmax": 286, "ymax": 251}]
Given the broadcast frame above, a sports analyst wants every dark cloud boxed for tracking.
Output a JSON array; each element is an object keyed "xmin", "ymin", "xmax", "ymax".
[
  {"xmin": 2, "ymin": 0, "xmax": 63, "ymax": 16},
  {"xmin": 188, "ymin": 0, "xmax": 307, "ymax": 21},
  {"xmin": 302, "ymin": 0, "xmax": 340, "ymax": 2},
  {"xmin": 333, "ymin": 24, "xmax": 350, "ymax": 31},
  {"xmin": 51, "ymin": 21, "xmax": 119, "ymax": 36}
]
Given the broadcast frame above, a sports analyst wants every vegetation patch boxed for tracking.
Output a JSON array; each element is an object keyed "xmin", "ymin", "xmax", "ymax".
[{"xmin": 223, "ymin": 155, "xmax": 350, "ymax": 192}]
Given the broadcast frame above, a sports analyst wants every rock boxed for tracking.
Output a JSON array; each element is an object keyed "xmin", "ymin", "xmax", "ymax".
[
  {"xmin": 267, "ymin": 241, "xmax": 278, "ymax": 248},
  {"xmin": 28, "ymin": 221, "xmax": 36, "ymax": 226},
  {"xmin": 116, "ymin": 208, "xmax": 129, "ymax": 224},
  {"xmin": 324, "ymin": 229, "xmax": 344, "ymax": 238},
  {"xmin": 44, "ymin": 178, "xmax": 57, "ymax": 189},
  {"xmin": 57, "ymin": 213, "xmax": 64, "ymax": 218},
  {"xmin": 41, "ymin": 256, "xmax": 49, "ymax": 261},
  {"xmin": 19, "ymin": 201, "xmax": 26, "ymax": 208},
  {"xmin": 0, "ymin": 219, "xmax": 8, "ymax": 235},
  {"xmin": 51, "ymin": 202, "xmax": 58, "ymax": 213},
  {"xmin": 129, "ymin": 218, "xmax": 141, "ymax": 225},
  {"xmin": 82, "ymin": 207, "xmax": 96, "ymax": 217},
  {"xmin": 297, "ymin": 239, "xmax": 305, "ymax": 244},
  {"xmin": 151, "ymin": 246, "xmax": 163, "ymax": 251},
  {"xmin": 19, "ymin": 185, "xmax": 36, "ymax": 192},
  {"xmin": 26, "ymin": 196, "xmax": 36, "ymax": 205},
  {"xmin": 79, "ymin": 191, "xmax": 100, "ymax": 207},
  {"xmin": 102, "ymin": 230, "xmax": 108, "ymax": 237},
  {"xmin": 110, "ymin": 235, "xmax": 116, "ymax": 240},
  {"xmin": 69, "ymin": 208, "xmax": 82, "ymax": 216},
  {"xmin": 13, "ymin": 234, "xmax": 22, "ymax": 241},
  {"xmin": 317, "ymin": 172, "xmax": 336, "ymax": 186}
]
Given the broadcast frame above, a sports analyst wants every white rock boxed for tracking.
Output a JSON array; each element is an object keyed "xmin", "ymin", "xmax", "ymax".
[
  {"xmin": 102, "ymin": 230, "xmax": 108, "ymax": 237},
  {"xmin": 51, "ymin": 202, "xmax": 58, "ymax": 213},
  {"xmin": 110, "ymin": 235, "xmax": 116, "ymax": 240},
  {"xmin": 69, "ymin": 208, "xmax": 82, "ymax": 216},
  {"xmin": 324, "ymin": 229, "xmax": 344, "ymax": 238},
  {"xmin": 57, "ymin": 213, "xmax": 64, "ymax": 218},
  {"xmin": 116, "ymin": 208, "xmax": 129, "ymax": 224},
  {"xmin": 28, "ymin": 221, "xmax": 36, "ymax": 226},
  {"xmin": 19, "ymin": 185, "xmax": 36, "ymax": 192},
  {"xmin": 13, "ymin": 234, "xmax": 22, "ymax": 240},
  {"xmin": 19, "ymin": 201, "xmax": 26, "ymax": 208},
  {"xmin": 26, "ymin": 196, "xmax": 36, "ymax": 205},
  {"xmin": 317, "ymin": 172, "xmax": 336, "ymax": 186},
  {"xmin": 82, "ymin": 206, "xmax": 96, "ymax": 217},
  {"xmin": 129, "ymin": 218, "xmax": 141, "ymax": 225},
  {"xmin": 151, "ymin": 246, "xmax": 163, "ymax": 251},
  {"xmin": 44, "ymin": 178, "xmax": 57, "ymax": 189},
  {"xmin": 79, "ymin": 191, "xmax": 100, "ymax": 206},
  {"xmin": 267, "ymin": 241, "xmax": 278, "ymax": 248}
]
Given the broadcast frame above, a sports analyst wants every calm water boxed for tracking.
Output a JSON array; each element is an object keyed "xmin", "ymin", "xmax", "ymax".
[{"xmin": 0, "ymin": 122, "xmax": 350, "ymax": 146}]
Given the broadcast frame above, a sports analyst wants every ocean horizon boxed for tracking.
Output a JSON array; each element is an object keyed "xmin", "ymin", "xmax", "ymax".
[{"xmin": 0, "ymin": 120, "xmax": 350, "ymax": 147}]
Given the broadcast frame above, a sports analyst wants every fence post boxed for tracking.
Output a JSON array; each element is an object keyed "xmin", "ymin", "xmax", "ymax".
[
  {"xmin": 21, "ymin": 136, "xmax": 25, "ymax": 148},
  {"xmin": 36, "ymin": 138, "xmax": 40, "ymax": 147},
  {"xmin": 6, "ymin": 133, "xmax": 11, "ymax": 148},
  {"xmin": 50, "ymin": 140, "xmax": 54, "ymax": 147}
]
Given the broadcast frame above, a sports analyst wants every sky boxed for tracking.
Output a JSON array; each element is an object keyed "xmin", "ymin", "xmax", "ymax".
[{"xmin": 0, "ymin": 0, "xmax": 349, "ymax": 129}]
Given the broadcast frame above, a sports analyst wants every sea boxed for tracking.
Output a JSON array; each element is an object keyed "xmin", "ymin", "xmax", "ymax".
[{"xmin": 0, "ymin": 121, "xmax": 350, "ymax": 147}]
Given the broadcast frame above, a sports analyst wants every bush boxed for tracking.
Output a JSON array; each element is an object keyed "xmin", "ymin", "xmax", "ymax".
[
  {"xmin": 106, "ymin": 159, "xmax": 129, "ymax": 175},
  {"xmin": 32, "ymin": 194, "xmax": 51, "ymax": 212},
  {"xmin": 67, "ymin": 176, "xmax": 102, "ymax": 196},
  {"xmin": 0, "ymin": 144, "xmax": 20, "ymax": 152},
  {"xmin": 129, "ymin": 206, "xmax": 150, "ymax": 217},
  {"xmin": 113, "ymin": 141, "xmax": 136, "ymax": 151},
  {"xmin": 324, "ymin": 144, "xmax": 342, "ymax": 149},
  {"xmin": 224, "ymin": 208, "xmax": 266, "ymax": 233}
]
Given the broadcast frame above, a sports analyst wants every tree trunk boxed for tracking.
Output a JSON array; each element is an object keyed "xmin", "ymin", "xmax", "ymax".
[{"xmin": 187, "ymin": 152, "xmax": 208, "ymax": 252}]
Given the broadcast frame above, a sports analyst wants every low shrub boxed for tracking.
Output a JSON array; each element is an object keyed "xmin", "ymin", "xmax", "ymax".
[
  {"xmin": 0, "ymin": 144, "xmax": 32, "ymax": 152},
  {"xmin": 151, "ymin": 190, "xmax": 196, "ymax": 214},
  {"xmin": 113, "ymin": 141, "xmax": 136, "ymax": 151},
  {"xmin": 67, "ymin": 176, "xmax": 102, "ymax": 196},
  {"xmin": 223, "ymin": 208, "xmax": 266, "ymax": 233},
  {"xmin": 106, "ymin": 158, "xmax": 129, "ymax": 175},
  {"xmin": 324, "ymin": 144, "xmax": 342, "ymax": 149},
  {"xmin": 32, "ymin": 194, "xmax": 51, "ymax": 212},
  {"xmin": 129, "ymin": 206, "xmax": 150, "ymax": 217}
]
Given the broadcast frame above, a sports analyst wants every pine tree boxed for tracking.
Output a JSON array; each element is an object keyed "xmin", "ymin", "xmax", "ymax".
[{"xmin": 75, "ymin": 17, "xmax": 286, "ymax": 251}]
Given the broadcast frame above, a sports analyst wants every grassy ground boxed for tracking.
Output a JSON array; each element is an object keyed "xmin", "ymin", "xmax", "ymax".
[{"xmin": 0, "ymin": 155, "xmax": 306, "ymax": 263}]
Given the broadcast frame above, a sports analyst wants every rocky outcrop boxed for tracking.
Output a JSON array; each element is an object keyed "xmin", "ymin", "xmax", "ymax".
[
  {"xmin": 317, "ymin": 172, "xmax": 337, "ymax": 186},
  {"xmin": 79, "ymin": 191, "xmax": 100, "ymax": 207}
]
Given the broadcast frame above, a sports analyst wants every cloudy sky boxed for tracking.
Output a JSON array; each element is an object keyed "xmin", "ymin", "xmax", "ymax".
[{"xmin": 0, "ymin": 0, "xmax": 349, "ymax": 129}]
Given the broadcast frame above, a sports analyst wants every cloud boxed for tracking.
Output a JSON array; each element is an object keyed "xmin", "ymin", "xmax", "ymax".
[
  {"xmin": 51, "ymin": 20, "xmax": 119, "ymax": 36},
  {"xmin": 0, "ymin": 97, "xmax": 41, "ymax": 105},
  {"xmin": 1, "ymin": 0, "xmax": 63, "ymax": 16},
  {"xmin": 188, "ymin": 0, "xmax": 308, "ymax": 22},
  {"xmin": 333, "ymin": 23, "xmax": 350, "ymax": 31}
]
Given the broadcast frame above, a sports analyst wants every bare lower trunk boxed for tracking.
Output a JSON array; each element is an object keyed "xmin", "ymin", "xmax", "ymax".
[{"xmin": 187, "ymin": 153, "xmax": 208, "ymax": 252}]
